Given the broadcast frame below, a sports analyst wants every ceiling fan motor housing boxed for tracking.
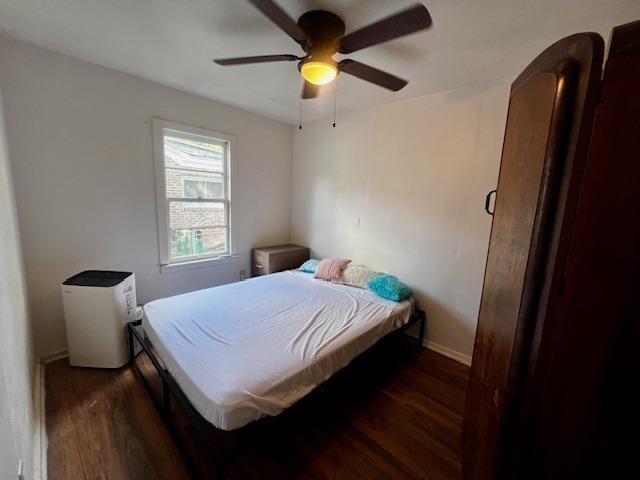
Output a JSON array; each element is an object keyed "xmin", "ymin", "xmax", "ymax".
[
  {"xmin": 297, "ymin": 10, "xmax": 345, "ymax": 65},
  {"xmin": 297, "ymin": 10, "xmax": 345, "ymax": 46}
]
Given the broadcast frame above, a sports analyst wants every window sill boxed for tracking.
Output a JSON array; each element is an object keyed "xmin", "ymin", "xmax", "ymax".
[{"xmin": 160, "ymin": 254, "xmax": 238, "ymax": 274}]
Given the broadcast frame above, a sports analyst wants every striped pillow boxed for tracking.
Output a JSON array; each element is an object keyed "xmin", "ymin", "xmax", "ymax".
[{"xmin": 334, "ymin": 265, "xmax": 381, "ymax": 289}]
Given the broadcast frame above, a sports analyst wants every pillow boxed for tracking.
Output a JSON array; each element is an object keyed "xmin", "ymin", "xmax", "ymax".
[
  {"xmin": 314, "ymin": 258, "xmax": 351, "ymax": 281},
  {"xmin": 367, "ymin": 274, "xmax": 413, "ymax": 301},
  {"xmin": 334, "ymin": 265, "xmax": 381, "ymax": 289},
  {"xmin": 298, "ymin": 259, "xmax": 320, "ymax": 273}
]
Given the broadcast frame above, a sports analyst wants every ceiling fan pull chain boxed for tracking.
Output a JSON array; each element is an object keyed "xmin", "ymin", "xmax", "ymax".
[
  {"xmin": 333, "ymin": 79, "xmax": 338, "ymax": 128},
  {"xmin": 299, "ymin": 98, "xmax": 303, "ymax": 130}
]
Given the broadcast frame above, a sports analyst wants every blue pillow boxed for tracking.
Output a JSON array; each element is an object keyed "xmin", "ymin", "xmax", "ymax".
[
  {"xmin": 367, "ymin": 274, "xmax": 413, "ymax": 301},
  {"xmin": 298, "ymin": 259, "xmax": 320, "ymax": 273}
]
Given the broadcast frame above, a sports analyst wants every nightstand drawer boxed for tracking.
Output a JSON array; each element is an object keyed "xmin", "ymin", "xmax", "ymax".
[{"xmin": 252, "ymin": 245, "xmax": 309, "ymax": 276}]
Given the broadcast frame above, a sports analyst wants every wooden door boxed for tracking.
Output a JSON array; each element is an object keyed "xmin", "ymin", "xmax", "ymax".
[
  {"xmin": 461, "ymin": 33, "xmax": 603, "ymax": 479},
  {"xmin": 520, "ymin": 20, "xmax": 640, "ymax": 479}
]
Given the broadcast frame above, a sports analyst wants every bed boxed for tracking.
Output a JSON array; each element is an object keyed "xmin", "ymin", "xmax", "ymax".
[{"xmin": 128, "ymin": 269, "xmax": 425, "ymax": 472}]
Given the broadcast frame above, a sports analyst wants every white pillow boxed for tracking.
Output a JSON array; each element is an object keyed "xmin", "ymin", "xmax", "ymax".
[{"xmin": 333, "ymin": 265, "xmax": 381, "ymax": 289}]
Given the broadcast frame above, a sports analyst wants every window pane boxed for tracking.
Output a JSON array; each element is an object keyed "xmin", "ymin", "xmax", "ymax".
[
  {"xmin": 170, "ymin": 227, "xmax": 227, "ymax": 259},
  {"xmin": 169, "ymin": 201, "xmax": 226, "ymax": 230},
  {"xmin": 206, "ymin": 181, "xmax": 223, "ymax": 198},
  {"xmin": 166, "ymin": 170, "xmax": 224, "ymax": 199},
  {"xmin": 164, "ymin": 136, "xmax": 224, "ymax": 173},
  {"xmin": 164, "ymin": 134, "xmax": 225, "ymax": 199},
  {"xmin": 179, "ymin": 176, "xmax": 224, "ymax": 199},
  {"xmin": 183, "ymin": 179, "xmax": 205, "ymax": 198}
]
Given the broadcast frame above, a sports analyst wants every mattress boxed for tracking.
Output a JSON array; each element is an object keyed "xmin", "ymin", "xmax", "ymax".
[{"xmin": 142, "ymin": 270, "xmax": 413, "ymax": 430}]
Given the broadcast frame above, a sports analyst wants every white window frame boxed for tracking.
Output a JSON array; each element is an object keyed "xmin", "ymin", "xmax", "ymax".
[{"xmin": 152, "ymin": 118, "xmax": 237, "ymax": 272}]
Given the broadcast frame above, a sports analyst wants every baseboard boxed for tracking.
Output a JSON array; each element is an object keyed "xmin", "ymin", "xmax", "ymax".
[
  {"xmin": 424, "ymin": 340, "xmax": 472, "ymax": 366},
  {"xmin": 33, "ymin": 358, "xmax": 47, "ymax": 480},
  {"xmin": 40, "ymin": 349, "xmax": 68, "ymax": 364}
]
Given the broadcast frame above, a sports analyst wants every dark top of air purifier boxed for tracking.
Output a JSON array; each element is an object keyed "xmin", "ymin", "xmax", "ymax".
[{"xmin": 62, "ymin": 270, "xmax": 133, "ymax": 287}]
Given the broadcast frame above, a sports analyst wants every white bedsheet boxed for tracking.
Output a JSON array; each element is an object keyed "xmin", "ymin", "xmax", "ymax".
[{"xmin": 142, "ymin": 270, "xmax": 413, "ymax": 430}]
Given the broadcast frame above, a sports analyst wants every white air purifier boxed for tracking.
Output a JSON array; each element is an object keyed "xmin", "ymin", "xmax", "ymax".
[{"xmin": 61, "ymin": 270, "xmax": 137, "ymax": 368}]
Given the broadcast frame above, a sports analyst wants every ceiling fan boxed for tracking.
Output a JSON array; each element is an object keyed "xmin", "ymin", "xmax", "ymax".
[{"xmin": 214, "ymin": 0, "xmax": 432, "ymax": 99}]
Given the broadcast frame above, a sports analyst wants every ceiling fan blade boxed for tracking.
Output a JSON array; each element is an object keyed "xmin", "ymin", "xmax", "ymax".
[
  {"xmin": 214, "ymin": 54, "xmax": 299, "ymax": 66},
  {"xmin": 301, "ymin": 81, "xmax": 320, "ymax": 99},
  {"xmin": 248, "ymin": 0, "xmax": 308, "ymax": 44},
  {"xmin": 339, "ymin": 4, "xmax": 432, "ymax": 54},
  {"xmin": 339, "ymin": 59, "xmax": 408, "ymax": 91}
]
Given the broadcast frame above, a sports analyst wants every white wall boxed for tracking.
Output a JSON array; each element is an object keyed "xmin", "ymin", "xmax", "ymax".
[
  {"xmin": 291, "ymin": 79, "xmax": 510, "ymax": 360},
  {"xmin": 0, "ymin": 37, "xmax": 293, "ymax": 357},
  {"xmin": 0, "ymin": 88, "xmax": 35, "ymax": 480}
]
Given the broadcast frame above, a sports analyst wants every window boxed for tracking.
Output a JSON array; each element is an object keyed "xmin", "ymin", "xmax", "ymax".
[{"xmin": 153, "ymin": 119, "xmax": 235, "ymax": 267}]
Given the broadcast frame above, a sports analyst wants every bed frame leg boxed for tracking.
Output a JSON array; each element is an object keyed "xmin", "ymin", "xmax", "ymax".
[
  {"xmin": 162, "ymin": 376, "xmax": 171, "ymax": 416},
  {"xmin": 127, "ymin": 323, "xmax": 135, "ymax": 362},
  {"xmin": 218, "ymin": 456, "xmax": 231, "ymax": 480},
  {"xmin": 127, "ymin": 320, "xmax": 142, "ymax": 364},
  {"xmin": 418, "ymin": 314, "xmax": 426, "ymax": 346}
]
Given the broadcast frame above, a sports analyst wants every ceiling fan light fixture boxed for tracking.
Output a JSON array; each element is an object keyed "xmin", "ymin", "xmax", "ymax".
[
  {"xmin": 300, "ymin": 61, "xmax": 337, "ymax": 85},
  {"xmin": 214, "ymin": 2, "xmax": 433, "ymax": 99}
]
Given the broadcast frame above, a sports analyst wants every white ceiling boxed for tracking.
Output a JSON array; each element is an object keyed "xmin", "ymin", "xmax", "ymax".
[{"xmin": 1, "ymin": 0, "xmax": 639, "ymax": 124}]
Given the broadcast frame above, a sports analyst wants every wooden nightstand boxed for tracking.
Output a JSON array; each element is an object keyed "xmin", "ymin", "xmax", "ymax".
[{"xmin": 251, "ymin": 244, "xmax": 309, "ymax": 277}]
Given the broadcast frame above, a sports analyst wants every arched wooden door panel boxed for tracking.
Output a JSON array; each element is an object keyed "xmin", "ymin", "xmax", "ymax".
[{"xmin": 461, "ymin": 33, "xmax": 604, "ymax": 480}]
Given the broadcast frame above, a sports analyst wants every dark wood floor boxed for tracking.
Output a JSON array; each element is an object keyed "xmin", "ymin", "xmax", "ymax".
[{"xmin": 46, "ymin": 335, "xmax": 469, "ymax": 479}]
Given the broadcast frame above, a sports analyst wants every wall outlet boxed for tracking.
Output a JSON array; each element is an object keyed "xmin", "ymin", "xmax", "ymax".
[{"xmin": 239, "ymin": 269, "xmax": 246, "ymax": 281}]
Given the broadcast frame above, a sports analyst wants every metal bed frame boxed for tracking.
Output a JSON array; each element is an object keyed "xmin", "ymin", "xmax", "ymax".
[{"xmin": 127, "ymin": 309, "xmax": 426, "ymax": 478}]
